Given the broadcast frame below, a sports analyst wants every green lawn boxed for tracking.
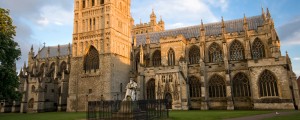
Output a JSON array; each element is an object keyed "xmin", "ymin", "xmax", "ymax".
[
  {"xmin": 0, "ymin": 110, "xmax": 280, "ymax": 120},
  {"xmin": 0, "ymin": 112, "xmax": 86, "ymax": 120},
  {"xmin": 169, "ymin": 110, "xmax": 273, "ymax": 120}
]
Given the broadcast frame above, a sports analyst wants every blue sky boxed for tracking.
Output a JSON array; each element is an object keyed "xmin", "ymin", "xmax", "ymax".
[{"xmin": 0, "ymin": 0, "xmax": 299, "ymax": 77}]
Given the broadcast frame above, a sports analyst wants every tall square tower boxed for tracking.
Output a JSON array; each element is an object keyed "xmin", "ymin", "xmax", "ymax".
[{"xmin": 68, "ymin": 0, "xmax": 132, "ymax": 111}]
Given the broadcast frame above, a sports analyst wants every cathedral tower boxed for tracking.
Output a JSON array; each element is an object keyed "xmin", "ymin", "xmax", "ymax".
[{"xmin": 68, "ymin": 0, "xmax": 132, "ymax": 111}]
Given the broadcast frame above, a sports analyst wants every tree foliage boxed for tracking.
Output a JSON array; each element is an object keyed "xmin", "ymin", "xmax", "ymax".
[{"xmin": 0, "ymin": 8, "xmax": 21, "ymax": 101}]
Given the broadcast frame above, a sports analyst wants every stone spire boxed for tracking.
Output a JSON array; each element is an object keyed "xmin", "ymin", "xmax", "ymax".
[
  {"xmin": 262, "ymin": 7, "xmax": 266, "ymax": 21},
  {"xmin": 150, "ymin": 9, "xmax": 157, "ymax": 25},
  {"xmin": 266, "ymin": 8, "xmax": 271, "ymax": 18},
  {"xmin": 30, "ymin": 45, "xmax": 34, "ymax": 53},
  {"xmin": 221, "ymin": 17, "xmax": 227, "ymax": 41},
  {"xmin": 221, "ymin": 17, "xmax": 226, "ymax": 33},
  {"xmin": 150, "ymin": 9, "xmax": 156, "ymax": 18},
  {"xmin": 243, "ymin": 14, "xmax": 249, "ymax": 36},
  {"xmin": 57, "ymin": 44, "xmax": 60, "ymax": 56},
  {"xmin": 68, "ymin": 43, "xmax": 71, "ymax": 55},
  {"xmin": 200, "ymin": 19, "xmax": 206, "ymax": 42}
]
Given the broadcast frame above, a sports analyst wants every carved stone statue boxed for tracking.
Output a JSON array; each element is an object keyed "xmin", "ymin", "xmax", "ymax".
[{"xmin": 123, "ymin": 78, "xmax": 138, "ymax": 101}]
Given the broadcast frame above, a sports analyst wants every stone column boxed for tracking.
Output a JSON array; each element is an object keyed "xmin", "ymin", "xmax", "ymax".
[
  {"xmin": 226, "ymin": 73, "xmax": 234, "ymax": 110},
  {"xmin": 200, "ymin": 60, "xmax": 208, "ymax": 110}
]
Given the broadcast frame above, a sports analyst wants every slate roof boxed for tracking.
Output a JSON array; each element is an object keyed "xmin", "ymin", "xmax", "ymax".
[
  {"xmin": 136, "ymin": 15, "xmax": 264, "ymax": 46},
  {"xmin": 36, "ymin": 44, "xmax": 71, "ymax": 59}
]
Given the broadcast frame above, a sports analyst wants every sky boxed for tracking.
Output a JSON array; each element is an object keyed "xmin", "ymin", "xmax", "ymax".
[{"xmin": 0, "ymin": 0, "xmax": 299, "ymax": 77}]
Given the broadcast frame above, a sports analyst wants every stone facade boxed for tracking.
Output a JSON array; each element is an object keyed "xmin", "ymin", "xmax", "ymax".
[
  {"xmin": 18, "ymin": 45, "xmax": 71, "ymax": 113},
  {"xmin": 298, "ymin": 76, "xmax": 300, "ymax": 99},
  {"xmin": 8, "ymin": 0, "xmax": 299, "ymax": 113}
]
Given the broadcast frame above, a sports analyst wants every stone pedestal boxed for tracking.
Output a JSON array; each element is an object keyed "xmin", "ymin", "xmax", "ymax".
[{"xmin": 112, "ymin": 101, "xmax": 146, "ymax": 120}]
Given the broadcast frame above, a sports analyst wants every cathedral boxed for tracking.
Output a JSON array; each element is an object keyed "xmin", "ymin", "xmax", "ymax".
[{"xmin": 4, "ymin": 0, "xmax": 299, "ymax": 112}]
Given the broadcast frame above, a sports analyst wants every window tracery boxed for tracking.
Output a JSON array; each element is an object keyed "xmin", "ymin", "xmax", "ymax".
[
  {"xmin": 189, "ymin": 76, "xmax": 201, "ymax": 98},
  {"xmin": 230, "ymin": 40, "xmax": 244, "ymax": 61},
  {"xmin": 84, "ymin": 46, "xmax": 99, "ymax": 73},
  {"xmin": 189, "ymin": 46, "xmax": 200, "ymax": 64},
  {"xmin": 152, "ymin": 50, "xmax": 161, "ymax": 67},
  {"xmin": 209, "ymin": 43, "xmax": 223, "ymax": 62},
  {"xmin": 252, "ymin": 38, "xmax": 265, "ymax": 59},
  {"xmin": 208, "ymin": 75, "xmax": 226, "ymax": 98},
  {"xmin": 259, "ymin": 70, "xmax": 279, "ymax": 97},
  {"xmin": 232, "ymin": 73, "xmax": 251, "ymax": 97}
]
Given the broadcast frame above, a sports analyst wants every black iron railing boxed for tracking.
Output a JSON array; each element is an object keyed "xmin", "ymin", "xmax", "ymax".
[{"xmin": 87, "ymin": 99, "xmax": 169, "ymax": 120}]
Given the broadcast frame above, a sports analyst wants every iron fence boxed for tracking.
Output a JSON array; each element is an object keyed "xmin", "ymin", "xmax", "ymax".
[{"xmin": 87, "ymin": 99, "xmax": 169, "ymax": 120}]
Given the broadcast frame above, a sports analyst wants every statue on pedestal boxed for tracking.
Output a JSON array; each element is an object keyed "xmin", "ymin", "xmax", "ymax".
[{"xmin": 123, "ymin": 78, "xmax": 138, "ymax": 101}]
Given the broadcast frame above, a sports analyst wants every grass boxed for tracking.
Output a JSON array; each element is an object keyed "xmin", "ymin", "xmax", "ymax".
[
  {"xmin": 0, "ymin": 112, "xmax": 86, "ymax": 120},
  {"xmin": 168, "ymin": 110, "xmax": 273, "ymax": 120},
  {"xmin": 263, "ymin": 111, "xmax": 300, "ymax": 120},
  {"xmin": 0, "ymin": 110, "xmax": 284, "ymax": 120}
]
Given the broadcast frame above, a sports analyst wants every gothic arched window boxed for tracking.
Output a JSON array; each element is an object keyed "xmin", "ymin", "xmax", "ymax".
[
  {"xmin": 208, "ymin": 75, "xmax": 226, "ymax": 98},
  {"xmin": 189, "ymin": 76, "xmax": 201, "ymax": 98},
  {"xmin": 84, "ymin": 46, "xmax": 99, "ymax": 72},
  {"xmin": 230, "ymin": 40, "xmax": 245, "ymax": 61},
  {"xmin": 82, "ymin": 0, "xmax": 86, "ymax": 8},
  {"xmin": 135, "ymin": 52, "xmax": 140, "ymax": 71},
  {"xmin": 147, "ymin": 79, "xmax": 155, "ymax": 100},
  {"xmin": 31, "ymin": 85, "xmax": 35, "ymax": 93},
  {"xmin": 168, "ymin": 48, "xmax": 175, "ymax": 66},
  {"xmin": 28, "ymin": 98, "xmax": 34, "ymax": 108},
  {"xmin": 259, "ymin": 70, "xmax": 279, "ymax": 97},
  {"xmin": 100, "ymin": 0, "xmax": 104, "ymax": 5},
  {"xmin": 209, "ymin": 43, "xmax": 223, "ymax": 63},
  {"xmin": 252, "ymin": 38, "xmax": 265, "ymax": 59},
  {"xmin": 39, "ymin": 63, "xmax": 45, "ymax": 74},
  {"xmin": 189, "ymin": 45, "xmax": 200, "ymax": 64},
  {"xmin": 152, "ymin": 50, "xmax": 161, "ymax": 67},
  {"xmin": 92, "ymin": 0, "xmax": 95, "ymax": 6},
  {"xmin": 60, "ymin": 61, "xmax": 67, "ymax": 73},
  {"xmin": 50, "ymin": 62, "xmax": 55, "ymax": 77},
  {"xmin": 232, "ymin": 73, "xmax": 251, "ymax": 97}
]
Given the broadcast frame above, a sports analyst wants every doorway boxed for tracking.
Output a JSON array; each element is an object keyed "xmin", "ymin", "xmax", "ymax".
[{"xmin": 165, "ymin": 93, "xmax": 172, "ymax": 109}]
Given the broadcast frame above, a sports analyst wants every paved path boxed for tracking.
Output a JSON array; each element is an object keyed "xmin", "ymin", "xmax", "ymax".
[{"xmin": 224, "ymin": 111, "xmax": 299, "ymax": 120}]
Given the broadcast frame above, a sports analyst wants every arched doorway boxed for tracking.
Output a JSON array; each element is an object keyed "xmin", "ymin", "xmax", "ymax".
[{"xmin": 165, "ymin": 93, "xmax": 172, "ymax": 109}]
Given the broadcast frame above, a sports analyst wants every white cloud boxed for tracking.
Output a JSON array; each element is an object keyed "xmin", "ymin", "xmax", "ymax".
[
  {"xmin": 37, "ymin": 17, "xmax": 49, "ymax": 26},
  {"xmin": 281, "ymin": 31, "xmax": 300, "ymax": 45},
  {"xmin": 132, "ymin": 0, "xmax": 226, "ymax": 29},
  {"xmin": 205, "ymin": 0, "xmax": 229, "ymax": 12},
  {"xmin": 294, "ymin": 57, "xmax": 300, "ymax": 61},
  {"xmin": 37, "ymin": 5, "xmax": 73, "ymax": 26}
]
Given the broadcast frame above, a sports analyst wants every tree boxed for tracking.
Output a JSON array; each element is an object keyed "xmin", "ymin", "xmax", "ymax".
[{"xmin": 0, "ymin": 8, "xmax": 21, "ymax": 101}]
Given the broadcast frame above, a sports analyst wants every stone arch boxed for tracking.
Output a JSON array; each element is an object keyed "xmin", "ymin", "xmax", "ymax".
[
  {"xmin": 146, "ymin": 78, "xmax": 155, "ymax": 100},
  {"xmin": 189, "ymin": 76, "xmax": 201, "ymax": 98},
  {"xmin": 208, "ymin": 42, "xmax": 223, "ymax": 63},
  {"xmin": 39, "ymin": 63, "xmax": 45, "ymax": 73},
  {"xmin": 31, "ymin": 85, "xmax": 35, "ymax": 93},
  {"xmin": 252, "ymin": 38, "xmax": 265, "ymax": 59},
  {"xmin": 258, "ymin": 70, "xmax": 279, "ymax": 97},
  {"xmin": 28, "ymin": 98, "xmax": 34, "ymax": 108},
  {"xmin": 135, "ymin": 52, "xmax": 140, "ymax": 71},
  {"xmin": 189, "ymin": 45, "xmax": 200, "ymax": 64},
  {"xmin": 60, "ymin": 61, "xmax": 67, "ymax": 73},
  {"xmin": 168, "ymin": 48, "xmax": 175, "ymax": 66},
  {"xmin": 208, "ymin": 74, "xmax": 226, "ymax": 98},
  {"xmin": 152, "ymin": 50, "xmax": 161, "ymax": 67},
  {"xmin": 49, "ymin": 62, "xmax": 55, "ymax": 77},
  {"xmin": 230, "ymin": 40, "xmax": 245, "ymax": 61},
  {"xmin": 232, "ymin": 72, "xmax": 251, "ymax": 97},
  {"xmin": 83, "ymin": 45, "xmax": 99, "ymax": 72}
]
